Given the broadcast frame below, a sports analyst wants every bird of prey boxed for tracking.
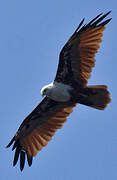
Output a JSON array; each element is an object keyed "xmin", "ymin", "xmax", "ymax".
[{"xmin": 7, "ymin": 11, "xmax": 111, "ymax": 171}]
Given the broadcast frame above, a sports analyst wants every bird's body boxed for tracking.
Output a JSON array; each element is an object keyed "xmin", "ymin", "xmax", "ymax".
[{"xmin": 7, "ymin": 12, "xmax": 112, "ymax": 171}]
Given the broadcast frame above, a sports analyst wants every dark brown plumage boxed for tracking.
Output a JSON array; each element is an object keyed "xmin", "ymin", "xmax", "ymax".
[{"xmin": 7, "ymin": 12, "xmax": 111, "ymax": 171}]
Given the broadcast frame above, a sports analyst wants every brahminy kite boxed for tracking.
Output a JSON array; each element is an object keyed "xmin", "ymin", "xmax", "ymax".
[{"xmin": 7, "ymin": 11, "xmax": 112, "ymax": 171}]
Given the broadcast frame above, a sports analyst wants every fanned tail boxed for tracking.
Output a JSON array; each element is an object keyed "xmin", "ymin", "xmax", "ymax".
[{"xmin": 78, "ymin": 85, "xmax": 111, "ymax": 110}]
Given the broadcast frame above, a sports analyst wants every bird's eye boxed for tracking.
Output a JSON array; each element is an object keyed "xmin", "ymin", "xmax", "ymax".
[
  {"xmin": 42, "ymin": 89, "xmax": 47, "ymax": 96},
  {"xmin": 43, "ymin": 89, "xmax": 46, "ymax": 94}
]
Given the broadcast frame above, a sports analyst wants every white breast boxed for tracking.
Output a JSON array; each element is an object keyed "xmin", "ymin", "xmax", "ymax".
[{"xmin": 45, "ymin": 82, "xmax": 73, "ymax": 102}]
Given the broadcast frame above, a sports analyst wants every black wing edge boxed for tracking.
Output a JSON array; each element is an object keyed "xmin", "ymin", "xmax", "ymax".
[
  {"xmin": 74, "ymin": 11, "xmax": 112, "ymax": 36},
  {"xmin": 6, "ymin": 138, "xmax": 33, "ymax": 171}
]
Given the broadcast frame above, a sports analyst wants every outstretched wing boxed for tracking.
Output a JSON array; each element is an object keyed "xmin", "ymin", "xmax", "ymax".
[
  {"xmin": 55, "ymin": 11, "xmax": 111, "ymax": 88},
  {"xmin": 7, "ymin": 97, "xmax": 77, "ymax": 171}
]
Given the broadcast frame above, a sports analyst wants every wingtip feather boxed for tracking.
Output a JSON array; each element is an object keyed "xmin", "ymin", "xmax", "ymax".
[
  {"xmin": 6, "ymin": 137, "xmax": 15, "ymax": 148},
  {"xmin": 75, "ymin": 18, "xmax": 85, "ymax": 32},
  {"xmin": 13, "ymin": 145, "xmax": 21, "ymax": 167},
  {"xmin": 20, "ymin": 151, "xmax": 25, "ymax": 171},
  {"xmin": 27, "ymin": 154, "xmax": 33, "ymax": 167}
]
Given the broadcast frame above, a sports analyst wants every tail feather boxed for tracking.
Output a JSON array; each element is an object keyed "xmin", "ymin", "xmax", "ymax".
[{"xmin": 78, "ymin": 85, "xmax": 111, "ymax": 110}]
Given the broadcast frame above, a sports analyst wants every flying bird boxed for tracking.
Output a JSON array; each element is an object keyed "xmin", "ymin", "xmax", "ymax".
[{"xmin": 7, "ymin": 12, "xmax": 112, "ymax": 171}]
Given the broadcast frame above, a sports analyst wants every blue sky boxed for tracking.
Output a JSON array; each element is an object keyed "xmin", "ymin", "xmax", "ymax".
[{"xmin": 1, "ymin": 0, "xmax": 117, "ymax": 179}]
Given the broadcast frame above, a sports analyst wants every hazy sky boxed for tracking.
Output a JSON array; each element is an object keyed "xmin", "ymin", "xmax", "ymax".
[{"xmin": 1, "ymin": 0, "xmax": 117, "ymax": 179}]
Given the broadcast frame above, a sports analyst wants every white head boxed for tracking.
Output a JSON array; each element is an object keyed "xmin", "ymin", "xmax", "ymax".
[{"xmin": 40, "ymin": 83, "xmax": 53, "ymax": 97}]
